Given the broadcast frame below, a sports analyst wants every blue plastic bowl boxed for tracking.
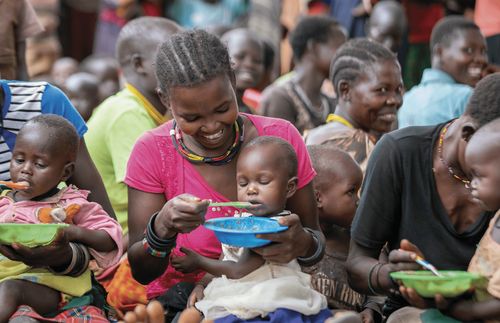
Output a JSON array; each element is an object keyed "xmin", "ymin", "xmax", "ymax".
[{"xmin": 204, "ymin": 217, "xmax": 288, "ymax": 248}]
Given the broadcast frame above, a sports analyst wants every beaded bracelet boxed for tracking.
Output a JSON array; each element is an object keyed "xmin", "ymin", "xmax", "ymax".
[
  {"xmin": 297, "ymin": 228, "xmax": 325, "ymax": 266},
  {"xmin": 142, "ymin": 238, "xmax": 169, "ymax": 258}
]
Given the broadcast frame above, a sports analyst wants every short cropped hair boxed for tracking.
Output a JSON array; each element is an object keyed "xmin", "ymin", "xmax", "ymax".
[
  {"xmin": 155, "ymin": 29, "xmax": 233, "ymax": 101},
  {"xmin": 464, "ymin": 73, "xmax": 500, "ymax": 128},
  {"xmin": 430, "ymin": 16, "xmax": 480, "ymax": 52},
  {"xmin": 329, "ymin": 38, "xmax": 396, "ymax": 95},
  {"xmin": 289, "ymin": 15, "xmax": 342, "ymax": 61},
  {"xmin": 244, "ymin": 136, "xmax": 298, "ymax": 178}
]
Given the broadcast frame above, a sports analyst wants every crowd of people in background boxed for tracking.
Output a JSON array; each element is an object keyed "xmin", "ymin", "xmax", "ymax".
[{"xmin": 0, "ymin": 0, "xmax": 500, "ymax": 322}]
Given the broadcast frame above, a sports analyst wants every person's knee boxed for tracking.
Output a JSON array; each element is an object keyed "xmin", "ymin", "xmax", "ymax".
[{"xmin": 0, "ymin": 280, "xmax": 24, "ymax": 303}]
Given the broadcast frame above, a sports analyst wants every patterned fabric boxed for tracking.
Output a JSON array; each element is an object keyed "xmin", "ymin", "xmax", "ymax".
[
  {"xmin": 102, "ymin": 257, "xmax": 148, "ymax": 314},
  {"xmin": 11, "ymin": 305, "xmax": 110, "ymax": 323},
  {"xmin": 302, "ymin": 252, "xmax": 366, "ymax": 311},
  {"xmin": 322, "ymin": 127, "xmax": 375, "ymax": 174}
]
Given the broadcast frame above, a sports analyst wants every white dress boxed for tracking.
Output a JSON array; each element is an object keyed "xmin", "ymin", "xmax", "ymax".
[{"xmin": 196, "ymin": 213, "xmax": 327, "ymax": 320}]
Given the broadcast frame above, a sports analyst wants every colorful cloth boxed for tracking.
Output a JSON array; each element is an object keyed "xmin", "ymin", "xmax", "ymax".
[
  {"xmin": 86, "ymin": 86, "xmax": 161, "ymax": 233},
  {"xmin": 0, "ymin": 185, "xmax": 123, "ymax": 268},
  {"xmin": 166, "ymin": 0, "xmax": 248, "ymax": 28},
  {"xmin": 11, "ymin": 304, "xmax": 110, "ymax": 323},
  {"xmin": 398, "ymin": 69, "xmax": 473, "ymax": 128},
  {"xmin": 0, "ymin": 80, "xmax": 87, "ymax": 181},
  {"xmin": 125, "ymin": 113, "xmax": 316, "ymax": 299}
]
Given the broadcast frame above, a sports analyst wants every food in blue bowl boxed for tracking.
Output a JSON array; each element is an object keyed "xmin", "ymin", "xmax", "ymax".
[{"xmin": 204, "ymin": 217, "xmax": 288, "ymax": 248}]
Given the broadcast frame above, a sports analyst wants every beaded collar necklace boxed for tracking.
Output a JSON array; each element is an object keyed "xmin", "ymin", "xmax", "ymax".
[
  {"xmin": 170, "ymin": 116, "xmax": 244, "ymax": 166},
  {"xmin": 437, "ymin": 120, "xmax": 471, "ymax": 188}
]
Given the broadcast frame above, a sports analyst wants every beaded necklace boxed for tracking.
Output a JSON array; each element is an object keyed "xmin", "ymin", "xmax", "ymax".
[
  {"xmin": 437, "ymin": 121, "xmax": 471, "ymax": 188},
  {"xmin": 170, "ymin": 116, "xmax": 244, "ymax": 165}
]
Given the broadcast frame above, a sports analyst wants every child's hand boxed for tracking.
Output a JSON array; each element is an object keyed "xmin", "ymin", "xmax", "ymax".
[
  {"xmin": 359, "ymin": 308, "xmax": 375, "ymax": 323},
  {"xmin": 171, "ymin": 247, "xmax": 201, "ymax": 273},
  {"xmin": 187, "ymin": 284, "xmax": 205, "ymax": 308}
]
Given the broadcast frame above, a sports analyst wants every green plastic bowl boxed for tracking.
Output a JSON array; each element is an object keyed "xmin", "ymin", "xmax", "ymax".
[
  {"xmin": 0, "ymin": 223, "xmax": 68, "ymax": 247},
  {"xmin": 390, "ymin": 270, "xmax": 482, "ymax": 297}
]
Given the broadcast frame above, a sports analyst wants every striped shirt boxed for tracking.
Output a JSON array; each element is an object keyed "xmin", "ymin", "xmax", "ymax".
[{"xmin": 0, "ymin": 80, "xmax": 87, "ymax": 180}]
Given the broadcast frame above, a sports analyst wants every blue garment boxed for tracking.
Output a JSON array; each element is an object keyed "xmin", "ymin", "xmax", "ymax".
[
  {"xmin": 0, "ymin": 80, "xmax": 87, "ymax": 180},
  {"xmin": 166, "ymin": 0, "xmax": 248, "ymax": 29},
  {"xmin": 215, "ymin": 308, "xmax": 332, "ymax": 323},
  {"xmin": 398, "ymin": 69, "xmax": 472, "ymax": 128},
  {"xmin": 324, "ymin": 0, "xmax": 366, "ymax": 38}
]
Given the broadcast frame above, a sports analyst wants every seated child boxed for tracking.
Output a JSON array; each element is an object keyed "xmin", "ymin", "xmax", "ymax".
[
  {"xmin": 306, "ymin": 145, "xmax": 383, "ymax": 322},
  {"xmin": 450, "ymin": 117, "xmax": 500, "ymax": 322},
  {"xmin": 0, "ymin": 115, "xmax": 123, "ymax": 321},
  {"xmin": 65, "ymin": 72, "xmax": 101, "ymax": 121},
  {"xmin": 172, "ymin": 136, "xmax": 330, "ymax": 322}
]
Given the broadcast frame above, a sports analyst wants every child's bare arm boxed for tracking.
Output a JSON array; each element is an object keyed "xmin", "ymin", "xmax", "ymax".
[
  {"xmin": 63, "ymin": 225, "xmax": 116, "ymax": 252},
  {"xmin": 448, "ymin": 298, "xmax": 500, "ymax": 321},
  {"xmin": 172, "ymin": 247, "xmax": 265, "ymax": 279}
]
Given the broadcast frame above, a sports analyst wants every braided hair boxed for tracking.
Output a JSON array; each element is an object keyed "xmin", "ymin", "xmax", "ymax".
[
  {"xmin": 464, "ymin": 73, "xmax": 500, "ymax": 128},
  {"xmin": 329, "ymin": 38, "xmax": 397, "ymax": 96},
  {"xmin": 155, "ymin": 29, "xmax": 233, "ymax": 101}
]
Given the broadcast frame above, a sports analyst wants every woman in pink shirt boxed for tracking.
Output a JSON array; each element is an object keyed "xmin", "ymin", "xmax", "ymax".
[{"xmin": 125, "ymin": 29, "xmax": 324, "ymax": 320}]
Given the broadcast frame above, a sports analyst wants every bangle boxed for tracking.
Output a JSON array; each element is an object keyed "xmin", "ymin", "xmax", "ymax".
[
  {"xmin": 297, "ymin": 228, "xmax": 325, "ymax": 266},
  {"xmin": 142, "ymin": 237, "xmax": 169, "ymax": 258},
  {"xmin": 146, "ymin": 212, "xmax": 177, "ymax": 251},
  {"xmin": 374, "ymin": 262, "xmax": 385, "ymax": 293},
  {"xmin": 368, "ymin": 262, "xmax": 380, "ymax": 295},
  {"xmin": 48, "ymin": 242, "xmax": 90, "ymax": 277}
]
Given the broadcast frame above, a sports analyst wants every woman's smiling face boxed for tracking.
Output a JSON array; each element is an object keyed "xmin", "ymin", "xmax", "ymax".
[
  {"xmin": 345, "ymin": 58, "xmax": 403, "ymax": 133},
  {"xmin": 167, "ymin": 74, "xmax": 240, "ymax": 153}
]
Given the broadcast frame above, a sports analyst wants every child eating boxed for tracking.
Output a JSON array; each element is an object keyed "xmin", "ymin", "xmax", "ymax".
[
  {"xmin": 172, "ymin": 136, "xmax": 330, "ymax": 322},
  {"xmin": 0, "ymin": 115, "xmax": 122, "ymax": 320},
  {"xmin": 307, "ymin": 145, "xmax": 383, "ymax": 322}
]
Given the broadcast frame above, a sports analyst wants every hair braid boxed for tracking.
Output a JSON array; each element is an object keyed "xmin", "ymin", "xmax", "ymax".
[
  {"xmin": 155, "ymin": 29, "xmax": 233, "ymax": 100},
  {"xmin": 329, "ymin": 38, "xmax": 396, "ymax": 94}
]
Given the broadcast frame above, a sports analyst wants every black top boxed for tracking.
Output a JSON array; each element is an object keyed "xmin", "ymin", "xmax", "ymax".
[
  {"xmin": 351, "ymin": 123, "xmax": 493, "ymax": 312},
  {"xmin": 353, "ymin": 123, "xmax": 492, "ymax": 267}
]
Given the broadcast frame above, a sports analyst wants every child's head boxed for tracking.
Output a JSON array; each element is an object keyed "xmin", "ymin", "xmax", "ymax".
[
  {"xmin": 116, "ymin": 17, "xmax": 181, "ymax": 96},
  {"xmin": 430, "ymin": 16, "xmax": 487, "ymax": 87},
  {"xmin": 289, "ymin": 15, "xmax": 346, "ymax": 77},
  {"xmin": 330, "ymin": 38, "xmax": 403, "ymax": 134},
  {"xmin": 10, "ymin": 115, "xmax": 79, "ymax": 200},
  {"xmin": 51, "ymin": 57, "xmax": 79, "ymax": 88},
  {"xmin": 65, "ymin": 72, "xmax": 100, "ymax": 121},
  {"xmin": 465, "ymin": 118, "xmax": 500, "ymax": 212},
  {"xmin": 308, "ymin": 145, "xmax": 363, "ymax": 228},
  {"xmin": 221, "ymin": 28, "xmax": 265, "ymax": 94},
  {"xmin": 236, "ymin": 136, "xmax": 298, "ymax": 216},
  {"xmin": 80, "ymin": 55, "xmax": 120, "ymax": 102},
  {"xmin": 366, "ymin": 0, "xmax": 407, "ymax": 53}
]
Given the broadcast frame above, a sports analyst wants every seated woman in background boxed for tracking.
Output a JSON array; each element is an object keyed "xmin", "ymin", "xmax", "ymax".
[{"xmin": 306, "ymin": 38, "xmax": 403, "ymax": 173}]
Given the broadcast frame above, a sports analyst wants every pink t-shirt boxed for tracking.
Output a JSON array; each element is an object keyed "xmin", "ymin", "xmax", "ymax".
[
  {"xmin": 0, "ymin": 186, "xmax": 123, "ymax": 269},
  {"xmin": 125, "ymin": 114, "xmax": 316, "ymax": 299}
]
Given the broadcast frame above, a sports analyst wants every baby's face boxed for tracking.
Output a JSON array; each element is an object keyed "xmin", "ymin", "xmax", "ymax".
[
  {"xmin": 9, "ymin": 126, "xmax": 70, "ymax": 201},
  {"xmin": 236, "ymin": 145, "xmax": 291, "ymax": 216},
  {"xmin": 465, "ymin": 135, "xmax": 500, "ymax": 211}
]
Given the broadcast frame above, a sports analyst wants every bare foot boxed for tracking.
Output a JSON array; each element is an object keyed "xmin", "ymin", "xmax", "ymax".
[{"xmin": 121, "ymin": 301, "xmax": 164, "ymax": 323}]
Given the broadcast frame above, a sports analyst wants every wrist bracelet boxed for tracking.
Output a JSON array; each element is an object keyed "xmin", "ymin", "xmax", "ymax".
[
  {"xmin": 142, "ymin": 237, "xmax": 170, "ymax": 258},
  {"xmin": 49, "ymin": 242, "xmax": 78, "ymax": 275},
  {"xmin": 146, "ymin": 212, "xmax": 177, "ymax": 250},
  {"xmin": 297, "ymin": 228, "xmax": 325, "ymax": 266},
  {"xmin": 368, "ymin": 262, "xmax": 384, "ymax": 295},
  {"xmin": 48, "ymin": 242, "xmax": 90, "ymax": 277}
]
